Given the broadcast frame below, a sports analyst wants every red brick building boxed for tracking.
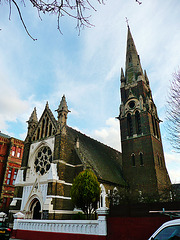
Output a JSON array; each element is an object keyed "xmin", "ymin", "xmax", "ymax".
[{"xmin": 0, "ymin": 132, "xmax": 24, "ymax": 212}]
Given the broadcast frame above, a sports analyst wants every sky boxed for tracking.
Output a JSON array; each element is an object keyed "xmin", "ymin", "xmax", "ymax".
[{"xmin": 0, "ymin": 0, "xmax": 180, "ymax": 183}]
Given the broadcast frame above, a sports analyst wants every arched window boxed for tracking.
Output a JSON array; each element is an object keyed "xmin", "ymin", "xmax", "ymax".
[
  {"xmin": 45, "ymin": 117, "xmax": 49, "ymax": 137},
  {"xmin": 41, "ymin": 118, "xmax": 45, "ymax": 139},
  {"xmin": 139, "ymin": 152, "xmax": 143, "ymax": 166},
  {"xmin": 152, "ymin": 116, "xmax": 157, "ymax": 137},
  {"xmin": 49, "ymin": 123, "xmax": 52, "ymax": 136},
  {"xmin": 155, "ymin": 120, "xmax": 159, "ymax": 139},
  {"xmin": 131, "ymin": 153, "xmax": 135, "ymax": 167},
  {"xmin": 37, "ymin": 128, "xmax": 40, "ymax": 140},
  {"xmin": 135, "ymin": 111, "xmax": 141, "ymax": 134},
  {"xmin": 127, "ymin": 113, "xmax": 133, "ymax": 137}
]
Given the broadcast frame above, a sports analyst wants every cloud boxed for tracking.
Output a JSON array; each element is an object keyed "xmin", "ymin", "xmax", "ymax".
[
  {"xmin": 0, "ymin": 73, "xmax": 29, "ymax": 131},
  {"xmin": 92, "ymin": 117, "xmax": 121, "ymax": 151}
]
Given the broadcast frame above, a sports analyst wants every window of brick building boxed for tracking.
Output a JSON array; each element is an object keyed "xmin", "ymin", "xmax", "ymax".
[
  {"xmin": 6, "ymin": 168, "xmax": 12, "ymax": 185},
  {"xmin": 17, "ymin": 148, "xmax": 21, "ymax": 158},
  {"xmin": 12, "ymin": 169, "xmax": 18, "ymax": 185},
  {"xmin": 12, "ymin": 146, "xmax": 16, "ymax": 156}
]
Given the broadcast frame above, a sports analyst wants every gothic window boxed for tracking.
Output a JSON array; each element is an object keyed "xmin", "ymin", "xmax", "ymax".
[
  {"xmin": 127, "ymin": 113, "xmax": 133, "ymax": 137},
  {"xmin": 139, "ymin": 152, "xmax": 143, "ymax": 166},
  {"xmin": 37, "ymin": 128, "xmax": 40, "ymax": 140},
  {"xmin": 155, "ymin": 120, "xmax": 159, "ymax": 139},
  {"xmin": 45, "ymin": 117, "xmax": 49, "ymax": 137},
  {"xmin": 131, "ymin": 153, "xmax": 135, "ymax": 167},
  {"xmin": 34, "ymin": 146, "xmax": 52, "ymax": 175},
  {"xmin": 49, "ymin": 123, "xmax": 52, "ymax": 136},
  {"xmin": 151, "ymin": 116, "xmax": 156, "ymax": 136},
  {"xmin": 135, "ymin": 111, "xmax": 141, "ymax": 134},
  {"xmin": 41, "ymin": 119, "xmax": 45, "ymax": 139}
]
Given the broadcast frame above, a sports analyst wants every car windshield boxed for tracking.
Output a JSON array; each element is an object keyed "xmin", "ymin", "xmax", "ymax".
[{"xmin": 154, "ymin": 225, "xmax": 180, "ymax": 240}]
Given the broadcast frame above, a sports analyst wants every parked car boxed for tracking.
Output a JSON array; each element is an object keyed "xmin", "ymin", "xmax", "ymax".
[
  {"xmin": 148, "ymin": 219, "xmax": 180, "ymax": 240},
  {"xmin": 0, "ymin": 221, "xmax": 11, "ymax": 240}
]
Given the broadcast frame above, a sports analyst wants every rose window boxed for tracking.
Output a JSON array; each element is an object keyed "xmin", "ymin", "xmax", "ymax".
[{"xmin": 34, "ymin": 146, "xmax": 52, "ymax": 175}]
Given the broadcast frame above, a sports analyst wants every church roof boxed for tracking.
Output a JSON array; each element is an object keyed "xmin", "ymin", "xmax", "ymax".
[{"xmin": 67, "ymin": 126, "xmax": 126, "ymax": 186}]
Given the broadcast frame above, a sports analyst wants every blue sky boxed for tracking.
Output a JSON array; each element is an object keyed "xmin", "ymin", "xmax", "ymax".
[{"xmin": 0, "ymin": 0, "xmax": 180, "ymax": 182}]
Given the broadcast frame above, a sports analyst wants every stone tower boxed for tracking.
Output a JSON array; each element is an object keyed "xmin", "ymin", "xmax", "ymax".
[{"xmin": 119, "ymin": 26, "xmax": 171, "ymax": 199}]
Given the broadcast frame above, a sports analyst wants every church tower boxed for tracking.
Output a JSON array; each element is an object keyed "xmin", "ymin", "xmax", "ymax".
[{"xmin": 119, "ymin": 26, "xmax": 171, "ymax": 199}]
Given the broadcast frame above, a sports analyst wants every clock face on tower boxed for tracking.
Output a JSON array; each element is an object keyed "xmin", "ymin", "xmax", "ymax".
[{"xmin": 34, "ymin": 146, "xmax": 52, "ymax": 175}]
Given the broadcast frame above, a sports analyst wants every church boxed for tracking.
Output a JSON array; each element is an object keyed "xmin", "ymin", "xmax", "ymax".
[{"xmin": 10, "ymin": 26, "xmax": 171, "ymax": 220}]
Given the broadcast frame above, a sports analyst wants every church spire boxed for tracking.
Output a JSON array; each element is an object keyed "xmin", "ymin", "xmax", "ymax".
[
  {"xmin": 28, "ymin": 107, "xmax": 38, "ymax": 123},
  {"xmin": 26, "ymin": 107, "xmax": 38, "ymax": 140},
  {"xmin": 125, "ymin": 26, "xmax": 143, "ymax": 83},
  {"xmin": 56, "ymin": 95, "xmax": 70, "ymax": 135}
]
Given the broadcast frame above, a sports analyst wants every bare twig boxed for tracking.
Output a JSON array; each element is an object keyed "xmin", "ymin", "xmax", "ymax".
[
  {"xmin": 166, "ymin": 69, "xmax": 180, "ymax": 152},
  {"xmin": 12, "ymin": 0, "xmax": 37, "ymax": 40}
]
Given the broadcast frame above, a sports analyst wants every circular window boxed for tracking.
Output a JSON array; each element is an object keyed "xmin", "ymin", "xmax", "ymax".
[
  {"xmin": 34, "ymin": 146, "xmax": 52, "ymax": 175},
  {"xmin": 129, "ymin": 101, "xmax": 135, "ymax": 109}
]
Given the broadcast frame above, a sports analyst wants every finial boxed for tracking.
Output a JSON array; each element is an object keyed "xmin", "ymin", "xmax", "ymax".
[
  {"xmin": 46, "ymin": 101, "xmax": 49, "ymax": 108},
  {"xmin": 125, "ymin": 17, "xmax": 129, "ymax": 28}
]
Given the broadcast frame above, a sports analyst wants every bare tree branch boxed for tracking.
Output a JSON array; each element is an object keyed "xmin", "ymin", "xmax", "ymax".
[
  {"xmin": 12, "ymin": 0, "xmax": 37, "ymax": 40},
  {"xmin": 166, "ymin": 69, "xmax": 180, "ymax": 152},
  {"xmin": 0, "ymin": 0, "xmax": 142, "ymax": 39}
]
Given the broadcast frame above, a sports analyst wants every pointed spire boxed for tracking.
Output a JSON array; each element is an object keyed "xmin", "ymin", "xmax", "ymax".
[
  {"xmin": 45, "ymin": 101, "xmax": 49, "ymax": 109},
  {"xmin": 26, "ymin": 107, "xmax": 38, "ymax": 141},
  {"xmin": 56, "ymin": 95, "xmax": 69, "ymax": 113},
  {"xmin": 125, "ymin": 26, "xmax": 143, "ymax": 83},
  {"xmin": 28, "ymin": 107, "xmax": 38, "ymax": 123},
  {"xmin": 56, "ymin": 95, "xmax": 70, "ymax": 135}
]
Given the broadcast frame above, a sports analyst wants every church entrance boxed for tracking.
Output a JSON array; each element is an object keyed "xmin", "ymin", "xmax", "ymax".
[{"xmin": 30, "ymin": 199, "xmax": 41, "ymax": 219}]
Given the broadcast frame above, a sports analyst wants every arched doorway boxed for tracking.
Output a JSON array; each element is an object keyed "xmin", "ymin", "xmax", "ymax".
[{"xmin": 30, "ymin": 199, "xmax": 41, "ymax": 219}]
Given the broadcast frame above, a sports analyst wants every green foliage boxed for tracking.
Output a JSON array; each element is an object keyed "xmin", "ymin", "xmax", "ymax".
[
  {"xmin": 70, "ymin": 169, "xmax": 100, "ymax": 218},
  {"xmin": 72, "ymin": 212, "xmax": 86, "ymax": 220}
]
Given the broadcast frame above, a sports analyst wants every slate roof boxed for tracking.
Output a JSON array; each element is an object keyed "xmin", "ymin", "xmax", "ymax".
[
  {"xmin": 0, "ymin": 132, "xmax": 11, "ymax": 139},
  {"xmin": 67, "ymin": 126, "xmax": 126, "ymax": 186}
]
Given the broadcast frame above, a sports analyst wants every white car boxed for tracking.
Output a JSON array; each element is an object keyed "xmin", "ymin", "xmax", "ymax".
[{"xmin": 148, "ymin": 219, "xmax": 180, "ymax": 240}]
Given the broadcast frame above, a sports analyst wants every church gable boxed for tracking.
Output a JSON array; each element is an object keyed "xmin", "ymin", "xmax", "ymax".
[{"xmin": 31, "ymin": 102, "xmax": 57, "ymax": 142}]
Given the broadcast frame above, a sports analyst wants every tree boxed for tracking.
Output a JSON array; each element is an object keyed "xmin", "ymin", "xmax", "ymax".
[
  {"xmin": 70, "ymin": 169, "xmax": 100, "ymax": 218},
  {"xmin": 1, "ymin": 0, "xmax": 142, "ymax": 40},
  {"xmin": 166, "ymin": 70, "xmax": 180, "ymax": 152}
]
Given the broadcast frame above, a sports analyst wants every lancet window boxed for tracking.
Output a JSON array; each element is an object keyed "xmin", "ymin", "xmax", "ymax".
[
  {"xmin": 131, "ymin": 153, "xmax": 135, "ymax": 167},
  {"xmin": 139, "ymin": 152, "xmax": 143, "ymax": 166},
  {"xmin": 35, "ymin": 115, "xmax": 54, "ymax": 141},
  {"xmin": 135, "ymin": 111, "xmax": 141, "ymax": 134},
  {"xmin": 127, "ymin": 113, "xmax": 133, "ymax": 137}
]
